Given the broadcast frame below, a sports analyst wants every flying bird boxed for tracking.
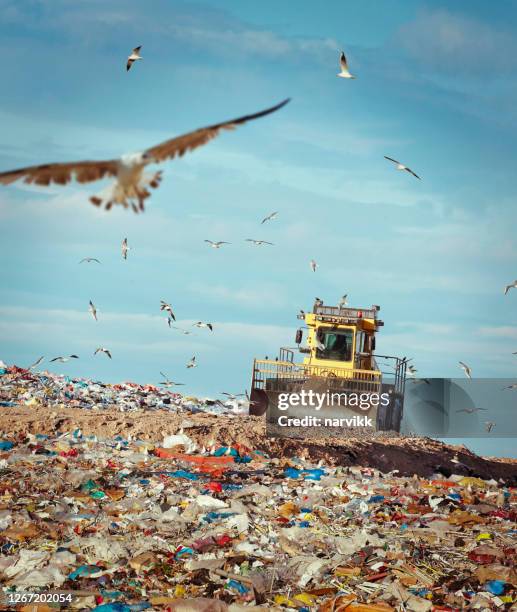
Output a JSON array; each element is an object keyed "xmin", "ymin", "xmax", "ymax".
[
  {"xmin": 456, "ymin": 407, "xmax": 487, "ymax": 414},
  {"xmin": 79, "ymin": 258, "xmax": 101, "ymax": 264},
  {"xmin": 29, "ymin": 356, "xmax": 44, "ymax": 370},
  {"xmin": 339, "ymin": 294, "xmax": 348, "ymax": 308},
  {"xmin": 459, "ymin": 361, "xmax": 472, "ymax": 379},
  {"xmin": 504, "ymin": 280, "xmax": 517, "ymax": 295},
  {"xmin": 261, "ymin": 211, "xmax": 278, "ymax": 224},
  {"xmin": 485, "ymin": 421, "xmax": 495, "ymax": 433},
  {"xmin": 122, "ymin": 238, "xmax": 129, "ymax": 260},
  {"xmin": 50, "ymin": 355, "xmax": 79, "ymax": 363},
  {"xmin": 88, "ymin": 300, "xmax": 98, "ymax": 321},
  {"xmin": 170, "ymin": 326, "xmax": 194, "ymax": 335},
  {"xmin": 126, "ymin": 46, "xmax": 142, "ymax": 72},
  {"xmin": 0, "ymin": 99, "xmax": 290, "ymax": 213},
  {"xmin": 221, "ymin": 392, "xmax": 246, "ymax": 400},
  {"xmin": 193, "ymin": 322, "xmax": 213, "ymax": 331},
  {"xmin": 94, "ymin": 347, "xmax": 112, "ymax": 359},
  {"xmin": 159, "ymin": 372, "xmax": 185, "ymax": 387},
  {"xmin": 310, "ymin": 259, "xmax": 318, "ymax": 272},
  {"xmin": 384, "ymin": 156, "xmax": 421, "ymax": 180},
  {"xmin": 160, "ymin": 300, "xmax": 176, "ymax": 322},
  {"xmin": 246, "ymin": 239, "xmax": 274, "ymax": 246},
  {"xmin": 186, "ymin": 356, "xmax": 197, "ymax": 369},
  {"xmin": 337, "ymin": 51, "xmax": 355, "ymax": 79},
  {"xmin": 205, "ymin": 240, "xmax": 230, "ymax": 249},
  {"xmin": 89, "ymin": 300, "xmax": 98, "ymax": 321},
  {"xmin": 502, "ymin": 383, "xmax": 517, "ymax": 390}
]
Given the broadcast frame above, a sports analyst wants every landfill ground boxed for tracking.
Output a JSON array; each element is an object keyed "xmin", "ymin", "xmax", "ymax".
[{"xmin": 0, "ymin": 365, "xmax": 516, "ymax": 610}]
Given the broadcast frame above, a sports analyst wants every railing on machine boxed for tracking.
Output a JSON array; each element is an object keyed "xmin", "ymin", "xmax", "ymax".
[
  {"xmin": 251, "ymin": 358, "xmax": 382, "ymax": 394},
  {"xmin": 374, "ymin": 354, "xmax": 407, "ymax": 396}
]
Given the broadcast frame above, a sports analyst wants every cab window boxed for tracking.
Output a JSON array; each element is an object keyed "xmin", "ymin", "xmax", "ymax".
[{"xmin": 316, "ymin": 329, "xmax": 354, "ymax": 361}]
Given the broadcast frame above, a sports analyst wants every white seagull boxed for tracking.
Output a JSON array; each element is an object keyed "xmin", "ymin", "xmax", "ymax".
[
  {"xmin": 122, "ymin": 238, "xmax": 129, "ymax": 259},
  {"xmin": 79, "ymin": 257, "xmax": 101, "ymax": 264},
  {"xmin": 485, "ymin": 421, "xmax": 495, "ymax": 433},
  {"xmin": 29, "ymin": 356, "xmax": 45, "ymax": 370},
  {"xmin": 261, "ymin": 211, "xmax": 278, "ymax": 224},
  {"xmin": 170, "ymin": 326, "xmax": 194, "ymax": 335},
  {"xmin": 160, "ymin": 300, "xmax": 176, "ymax": 322},
  {"xmin": 94, "ymin": 347, "xmax": 112, "ymax": 359},
  {"xmin": 0, "ymin": 100, "xmax": 290, "ymax": 213},
  {"xmin": 456, "ymin": 407, "xmax": 487, "ymax": 414},
  {"xmin": 310, "ymin": 259, "xmax": 318, "ymax": 272},
  {"xmin": 459, "ymin": 361, "xmax": 472, "ymax": 379},
  {"xmin": 50, "ymin": 355, "xmax": 79, "ymax": 363},
  {"xmin": 337, "ymin": 50, "xmax": 355, "ymax": 79},
  {"xmin": 504, "ymin": 280, "xmax": 517, "ymax": 295},
  {"xmin": 89, "ymin": 300, "xmax": 98, "ymax": 321},
  {"xmin": 384, "ymin": 156, "xmax": 421, "ymax": 180},
  {"xmin": 502, "ymin": 383, "xmax": 517, "ymax": 390},
  {"xmin": 193, "ymin": 321, "xmax": 213, "ymax": 331},
  {"xmin": 205, "ymin": 240, "xmax": 230, "ymax": 249},
  {"xmin": 126, "ymin": 46, "xmax": 142, "ymax": 72},
  {"xmin": 246, "ymin": 239, "xmax": 274, "ymax": 246},
  {"xmin": 339, "ymin": 294, "xmax": 348, "ymax": 308},
  {"xmin": 159, "ymin": 372, "xmax": 185, "ymax": 387},
  {"xmin": 186, "ymin": 356, "xmax": 197, "ymax": 369}
]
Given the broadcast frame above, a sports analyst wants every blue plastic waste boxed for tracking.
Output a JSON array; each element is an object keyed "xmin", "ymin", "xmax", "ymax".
[
  {"xmin": 484, "ymin": 580, "xmax": 506, "ymax": 595},
  {"xmin": 0, "ymin": 441, "xmax": 14, "ymax": 450}
]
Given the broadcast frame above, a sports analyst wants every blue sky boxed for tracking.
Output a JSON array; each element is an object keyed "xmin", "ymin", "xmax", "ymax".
[{"xmin": 1, "ymin": 1, "xmax": 517, "ymax": 455}]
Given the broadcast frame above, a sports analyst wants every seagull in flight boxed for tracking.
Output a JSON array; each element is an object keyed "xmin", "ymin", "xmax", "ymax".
[
  {"xmin": 384, "ymin": 156, "xmax": 421, "ymax": 180},
  {"xmin": 159, "ymin": 372, "xmax": 185, "ymax": 387},
  {"xmin": 160, "ymin": 300, "xmax": 176, "ymax": 322},
  {"xmin": 337, "ymin": 51, "xmax": 355, "ymax": 79},
  {"xmin": 261, "ymin": 211, "xmax": 278, "ymax": 224},
  {"xmin": 502, "ymin": 383, "xmax": 517, "ymax": 390},
  {"xmin": 504, "ymin": 280, "xmax": 517, "ymax": 295},
  {"xmin": 50, "ymin": 355, "xmax": 79, "ymax": 363},
  {"xmin": 171, "ymin": 325, "xmax": 194, "ymax": 335},
  {"xmin": 459, "ymin": 361, "xmax": 472, "ymax": 379},
  {"xmin": 485, "ymin": 421, "xmax": 495, "ymax": 433},
  {"xmin": 29, "ymin": 356, "xmax": 44, "ymax": 370},
  {"xmin": 205, "ymin": 240, "xmax": 230, "ymax": 249},
  {"xmin": 122, "ymin": 238, "xmax": 129, "ymax": 260},
  {"xmin": 193, "ymin": 321, "xmax": 213, "ymax": 331},
  {"xmin": 126, "ymin": 46, "xmax": 142, "ymax": 72},
  {"xmin": 310, "ymin": 259, "xmax": 318, "ymax": 272},
  {"xmin": 186, "ymin": 356, "xmax": 197, "ymax": 369},
  {"xmin": 246, "ymin": 239, "xmax": 274, "ymax": 246},
  {"xmin": 339, "ymin": 294, "xmax": 348, "ymax": 308},
  {"xmin": 456, "ymin": 407, "xmax": 487, "ymax": 414},
  {"xmin": 89, "ymin": 300, "xmax": 98, "ymax": 321},
  {"xmin": 0, "ymin": 100, "xmax": 290, "ymax": 213},
  {"xmin": 79, "ymin": 257, "xmax": 101, "ymax": 264},
  {"xmin": 221, "ymin": 392, "xmax": 246, "ymax": 400},
  {"xmin": 94, "ymin": 347, "xmax": 112, "ymax": 359}
]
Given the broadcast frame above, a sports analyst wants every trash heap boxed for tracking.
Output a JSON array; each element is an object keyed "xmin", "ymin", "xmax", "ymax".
[
  {"xmin": 0, "ymin": 364, "xmax": 516, "ymax": 610},
  {"xmin": 0, "ymin": 364, "xmax": 227, "ymax": 414}
]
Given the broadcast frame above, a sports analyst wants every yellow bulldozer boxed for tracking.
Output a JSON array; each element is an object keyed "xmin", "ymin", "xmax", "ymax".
[{"xmin": 249, "ymin": 299, "xmax": 407, "ymax": 433}]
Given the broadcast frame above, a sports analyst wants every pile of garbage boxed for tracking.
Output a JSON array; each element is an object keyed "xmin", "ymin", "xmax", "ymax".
[
  {"xmin": 0, "ymin": 363, "xmax": 516, "ymax": 610},
  {"xmin": 0, "ymin": 364, "xmax": 231, "ymax": 415}
]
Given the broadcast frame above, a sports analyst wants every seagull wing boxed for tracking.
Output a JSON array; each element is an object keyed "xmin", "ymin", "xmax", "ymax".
[
  {"xmin": 406, "ymin": 167, "xmax": 421, "ymax": 180},
  {"xmin": 133, "ymin": 46, "xmax": 142, "ymax": 54},
  {"xmin": 144, "ymin": 99, "xmax": 290, "ymax": 163},
  {"xmin": 0, "ymin": 159, "xmax": 118, "ymax": 187},
  {"xmin": 340, "ymin": 51, "xmax": 348, "ymax": 70},
  {"xmin": 106, "ymin": 350, "xmax": 112, "ymax": 359},
  {"xmin": 384, "ymin": 156, "xmax": 400, "ymax": 165}
]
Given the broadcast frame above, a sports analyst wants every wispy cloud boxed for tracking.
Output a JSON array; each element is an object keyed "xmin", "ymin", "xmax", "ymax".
[{"xmin": 394, "ymin": 8, "xmax": 517, "ymax": 76}]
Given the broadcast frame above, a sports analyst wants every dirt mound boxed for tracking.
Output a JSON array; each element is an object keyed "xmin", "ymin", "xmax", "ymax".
[{"xmin": 2, "ymin": 404, "xmax": 516, "ymax": 484}]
